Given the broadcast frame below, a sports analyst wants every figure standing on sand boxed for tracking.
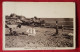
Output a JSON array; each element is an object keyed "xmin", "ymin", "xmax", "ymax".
[
  {"xmin": 55, "ymin": 21, "xmax": 58, "ymax": 34},
  {"xmin": 52, "ymin": 21, "xmax": 58, "ymax": 36}
]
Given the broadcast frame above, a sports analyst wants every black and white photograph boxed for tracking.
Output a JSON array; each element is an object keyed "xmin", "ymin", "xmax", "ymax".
[{"xmin": 3, "ymin": 2, "xmax": 76, "ymax": 50}]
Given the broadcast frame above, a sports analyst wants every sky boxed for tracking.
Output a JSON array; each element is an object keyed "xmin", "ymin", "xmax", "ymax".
[{"xmin": 3, "ymin": 2, "xmax": 75, "ymax": 18}]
